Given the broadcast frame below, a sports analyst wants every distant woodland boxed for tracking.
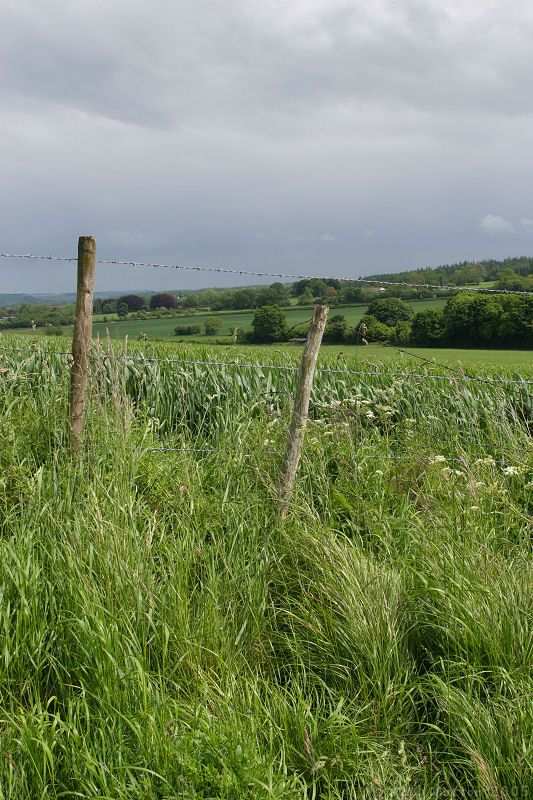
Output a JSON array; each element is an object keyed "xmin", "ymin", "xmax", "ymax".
[{"xmin": 1, "ymin": 256, "xmax": 532, "ymax": 348}]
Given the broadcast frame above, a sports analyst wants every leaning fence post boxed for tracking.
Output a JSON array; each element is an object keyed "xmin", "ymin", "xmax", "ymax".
[
  {"xmin": 69, "ymin": 235, "xmax": 96, "ymax": 453},
  {"xmin": 278, "ymin": 304, "xmax": 329, "ymax": 518}
]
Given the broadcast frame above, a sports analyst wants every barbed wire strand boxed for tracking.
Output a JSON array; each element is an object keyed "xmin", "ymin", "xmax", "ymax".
[
  {"xmin": 147, "ymin": 447, "xmax": 216, "ymax": 453},
  {"xmin": 145, "ymin": 448, "xmax": 518, "ymax": 469},
  {"xmin": 0, "ymin": 344, "xmax": 526, "ymax": 464},
  {"xmin": 1, "ymin": 251, "xmax": 532, "ymax": 296},
  {"xmin": 0, "ymin": 345, "xmax": 532, "ymax": 386}
]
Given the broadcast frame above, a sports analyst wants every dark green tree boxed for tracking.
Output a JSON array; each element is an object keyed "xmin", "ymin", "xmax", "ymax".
[
  {"xmin": 341, "ymin": 285, "xmax": 365, "ymax": 303},
  {"xmin": 256, "ymin": 283, "xmax": 290, "ymax": 307},
  {"xmin": 251, "ymin": 305, "xmax": 288, "ymax": 343},
  {"xmin": 323, "ymin": 315, "xmax": 348, "ymax": 343},
  {"xmin": 297, "ymin": 290, "xmax": 314, "ymax": 306},
  {"xmin": 443, "ymin": 293, "xmax": 533, "ymax": 347},
  {"xmin": 367, "ymin": 298, "xmax": 414, "ymax": 326},
  {"xmin": 411, "ymin": 308, "xmax": 446, "ymax": 345},
  {"xmin": 231, "ymin": 288, "xmax": 258, "ymax": 309}
]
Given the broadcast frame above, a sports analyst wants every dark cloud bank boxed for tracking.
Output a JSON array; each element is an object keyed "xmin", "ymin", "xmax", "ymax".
[{"xmin": 1, "ymin": 0, "xmax": 532, "ymax": 292}]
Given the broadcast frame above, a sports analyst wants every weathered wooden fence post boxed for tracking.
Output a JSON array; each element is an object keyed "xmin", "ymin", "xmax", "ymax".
[
  {"xmin": 278, "ymin": 304, "xmax": 329, "ymax": 518},
  {"xmin": 69, "ymin": 235, "xmax": 96, "ymax": 453}
]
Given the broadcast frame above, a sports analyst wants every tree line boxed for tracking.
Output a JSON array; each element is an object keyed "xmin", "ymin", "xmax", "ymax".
[
  {"xmin": 246, "ymin": 295, "xmax": 533, "ymax": 349},
  {"xmin": 1, "ymin": 256, "xmax": 531, "ymax": 339},
  {"xmin": 93, "ymin": 256, "xmax": 533, "ymax": 317},
  {"xmin": 365, "ymin": 256, "xmax": 533, "ymax": 291}
]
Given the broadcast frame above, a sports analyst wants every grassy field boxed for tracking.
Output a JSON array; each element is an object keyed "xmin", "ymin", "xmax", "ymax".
[
  {"xmin": 0, "ymin": 333, "xmax": 531, "ymax": 798},
  {"xmin": 315, "ymin": 344, "xmax": 533, "ymax": 370},
  {"xmin": 12, "ymin": 327, "xmax": 533, "ymax": 371},
  {"xmin": 86, "ymin": 299, "xmax": 448, "ymax": 341}
]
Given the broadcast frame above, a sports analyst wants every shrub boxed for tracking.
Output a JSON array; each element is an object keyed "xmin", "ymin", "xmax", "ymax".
[
  {"xmin": 323, "ymin": 315, "xmax": 349, "ymax": 343},
  {"xmin": 174, "ymin": 325, "xmax": 201, "ymax": 336},
  {"xmin": 391, "ymin": 320, "xmax": 412, "ymax": 345},
  {"xmin": 351, "ymin": 314, "xmax": 393, "ymax": 343},
  {"xmin": 204, "ymin": 317, "xmax": 224, "ymax": 336}
]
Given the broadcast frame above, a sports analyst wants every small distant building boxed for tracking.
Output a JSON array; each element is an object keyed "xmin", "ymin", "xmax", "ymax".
[{"xmin": 288, "ymin": 337, "xmax": 307, "ymax": 345}]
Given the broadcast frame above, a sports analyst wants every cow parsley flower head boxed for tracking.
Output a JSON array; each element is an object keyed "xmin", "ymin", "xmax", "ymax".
[
  {"xmin": 475, "ymin": 457, "xmax": 496, "ymax": 467},
  {"xmin": 502, "ymin": 465, "xmax": 522, "ymax": 476}
]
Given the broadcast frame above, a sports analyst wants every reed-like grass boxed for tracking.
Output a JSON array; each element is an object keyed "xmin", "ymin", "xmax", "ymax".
[{"xmin": 0, "ymin": 334, "xmax": 531, "ymax": 798}]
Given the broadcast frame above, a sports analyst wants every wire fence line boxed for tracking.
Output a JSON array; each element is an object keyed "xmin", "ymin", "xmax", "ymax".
[
  {"xmin": 1, "ymin": 344, "xmax": 532, "ymax": 387},
  {"xmin": 1, "ymin": 344, "xmax": 528, "ymax": 475},
  {"xmin": 146, "ymin": 448, "xmax": 465, "ymax": 463},
  {"xmin": 1, "ymin": 251, "xmax": 533, "ymax": 296},
  {"xmin": 143, "ymin": 447, "xmax": 517, "ymax": 472}
]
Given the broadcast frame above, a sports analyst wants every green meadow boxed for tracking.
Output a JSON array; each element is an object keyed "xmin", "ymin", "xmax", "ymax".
[
  {"xmin": 0, "ymin": 333, "xmax": 531, "ymax": 797},
  {"xmin": 87, "ymin": 299, "xmax": 448, "ymax": 341}
]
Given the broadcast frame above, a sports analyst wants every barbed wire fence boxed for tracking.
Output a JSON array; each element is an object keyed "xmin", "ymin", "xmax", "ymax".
[
  {"xmin": 2, "ymin": 250, "xmax": 533, "ymax": 295},
  {"xmin": 0, "ymin": 345, "xmax": 532, "ymax": 387},
  {"xmin": 1, "ymin": 237, "xmax": 532, "ymax": 511}
]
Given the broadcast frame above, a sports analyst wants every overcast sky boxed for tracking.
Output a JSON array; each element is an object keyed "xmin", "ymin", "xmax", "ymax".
[{"xmin": 1, "ymin": 0, "xmax": 532, "ymax": 293}]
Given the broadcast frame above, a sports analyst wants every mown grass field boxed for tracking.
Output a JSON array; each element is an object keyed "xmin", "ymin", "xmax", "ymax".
[{"xmin": 0, "ymin": 332, "xmax": 531, "ymax": 798}]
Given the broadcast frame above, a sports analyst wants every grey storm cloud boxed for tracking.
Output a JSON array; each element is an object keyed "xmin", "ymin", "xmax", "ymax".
[{"xmin": 1, "ymin": 0, "xmax": 533, "ymax": 292}]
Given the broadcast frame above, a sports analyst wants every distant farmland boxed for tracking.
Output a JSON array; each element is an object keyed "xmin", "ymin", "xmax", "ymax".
[{"xmin": 88, "ymin": 298, "xmax": 448, "ymax": 341}]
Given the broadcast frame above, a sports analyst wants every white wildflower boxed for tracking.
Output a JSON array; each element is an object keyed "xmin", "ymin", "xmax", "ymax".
[
  {"xmin": 502, "ymin": 465, "xmax": 522, "ymax": 476},
  {"xmin": 365, "ymin": 410, "xmax": 376, "ymax": 420},
  {"xmin": 474, "ymin": 457, "xmax": 495, "ymax": 467},
  {"xmin": 441, "ymin": 467, "xmax": 464, "ymax": 478},
  {"xmin": 430, "ymin": 456, "xmax": 447, "ymax": 464},
  {"xmin": 375, "ymin": 470, "xmax": 384, "ymax": 477}
]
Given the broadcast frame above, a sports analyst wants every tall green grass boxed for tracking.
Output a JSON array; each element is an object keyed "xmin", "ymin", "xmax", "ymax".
[{"xmin": 0, "ymin": 334, "xmax": 531, "ymax": 798}]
